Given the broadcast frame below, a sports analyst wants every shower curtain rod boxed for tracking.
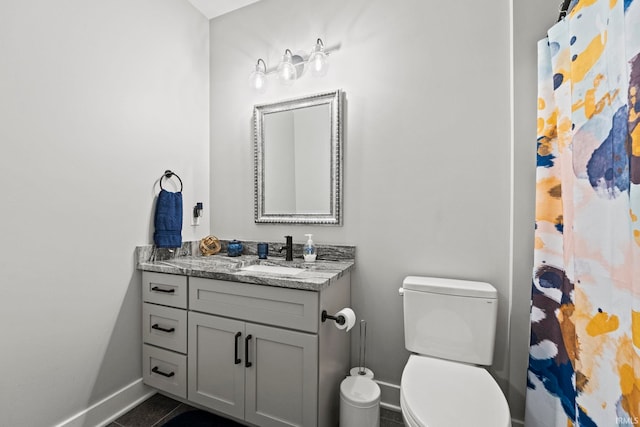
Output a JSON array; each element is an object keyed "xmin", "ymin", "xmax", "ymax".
[{"xmin": 558, "ymin": 0, "xmax": 571, "ymax": 21}]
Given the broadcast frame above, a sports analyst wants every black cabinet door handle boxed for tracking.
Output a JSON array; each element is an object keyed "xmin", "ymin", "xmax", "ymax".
[
  {"xmin": 151, "ymin": 286, "xmax": 175, "ymax": 294},
  {"xmin": 234, "ymin": 332, "xmax": 242, "ymax": 365},
  {"xmin": 151, "ymin": 366, "xmax": 175, "ymax": 378},
  {"xmin": 151, "ymin": 324, "xmax": 175, "ymax": 333},
  {"xmin": 245, "ymin": 334, "xmax": 252, "ymax": 368}
]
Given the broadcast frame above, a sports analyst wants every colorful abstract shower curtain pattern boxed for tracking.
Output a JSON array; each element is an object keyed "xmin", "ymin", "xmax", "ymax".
[{"xmin": 526, "ymin": 0, "xmax": 640, "ymax": 425}]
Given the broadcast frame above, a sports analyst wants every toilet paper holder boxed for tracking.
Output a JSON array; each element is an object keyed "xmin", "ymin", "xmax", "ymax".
[{"xmin": 321, "ymin": 310, "xmax": 346, "ymax": 325}]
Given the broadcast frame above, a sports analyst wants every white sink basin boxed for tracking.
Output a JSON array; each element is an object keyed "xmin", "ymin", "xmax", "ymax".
[{"xmin": 240, "ymin": 264, "xmax": 305, "ymax": 276}]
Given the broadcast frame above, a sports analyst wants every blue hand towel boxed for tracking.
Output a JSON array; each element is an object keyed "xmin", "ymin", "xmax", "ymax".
[{"xmin": 154, "ymin": 189, "xmax": 183, "ymax": 248}]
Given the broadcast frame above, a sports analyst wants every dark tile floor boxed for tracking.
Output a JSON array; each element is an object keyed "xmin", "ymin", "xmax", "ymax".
[
  {"xmin": 107, "ymin": 393, "xmax": 404, "ymax": 427},
  {"xmin": 379, "ymin": 406, "xmax": 405, "ymax": 427}
]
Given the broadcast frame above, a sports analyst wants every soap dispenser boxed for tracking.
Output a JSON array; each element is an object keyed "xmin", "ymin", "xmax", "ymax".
[{"xmin": 303, "ymin": 234, "xmax": 317, "ymax": 262}]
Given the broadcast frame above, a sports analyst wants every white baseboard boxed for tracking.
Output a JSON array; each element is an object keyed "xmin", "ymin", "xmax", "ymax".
[
  {"xmin": 511, "ymin": 418, "xmax": 524, "ymax": 427},
  {"xmin": 375, "ymin": 379, "xmax": 401, "ymax": 410},
  {"xmin": 380, "ymin": 401, "xmax": 402, "ymax": 412},
  {"xmin": 55, "ymin": 378, "xmax": 155, "ymax": 427}
]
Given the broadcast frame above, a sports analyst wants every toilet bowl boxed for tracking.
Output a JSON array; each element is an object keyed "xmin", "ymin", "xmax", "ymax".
[{"xmin": 400, "ymin": 355, "xmax": 510, "ymax": 427}]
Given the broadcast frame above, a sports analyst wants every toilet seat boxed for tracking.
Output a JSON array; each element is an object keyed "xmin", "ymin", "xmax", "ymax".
[{"xmin": 401, "ymin": 355, "xmax": 511, "ymax": 427}]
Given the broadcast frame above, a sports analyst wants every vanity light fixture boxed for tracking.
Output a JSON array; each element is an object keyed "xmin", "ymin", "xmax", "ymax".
[
  {"xmin": 249, "ymin": 58, "xmax": 268, "ymax": 94},
  {"xmin": 277, "ymin": 49, "xmax": 297, "ymax": 85},
  {"xmin": 308, "ymin": 38, "xmax": 329, "ymax": 77},
  {"xmin": 249, "ymin": 38, "xmax": 333, "ymax": 92}
]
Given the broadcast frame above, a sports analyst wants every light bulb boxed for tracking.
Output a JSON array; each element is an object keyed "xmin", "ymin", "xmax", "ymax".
[
  {"xmin": 249, "ymin": 59, "xmax": 268, "ymax": 93},
  {"xmin": 308, "ymin": 39, "xmax": 329, "ymax": 77},
  {"xmin": 249, "ymin": 69, "xmax": 267, "ymax": 93},
  {"xmin": 277, "ymin": 50, "xmax": 297, "ymax": 85}
]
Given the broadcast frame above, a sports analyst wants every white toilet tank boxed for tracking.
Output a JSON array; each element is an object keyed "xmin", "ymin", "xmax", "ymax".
[{"xmin": 401, "ymin": 276, "xmax": 498, "ymax": 366}]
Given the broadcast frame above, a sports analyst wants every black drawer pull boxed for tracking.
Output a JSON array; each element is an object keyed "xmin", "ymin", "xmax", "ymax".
[
  {"xmin": 151, "ymin": 286, "xmax": 175, "ymax": 294},
  {"xmin": 234, "ymin": 332, "xmax": 242, "ymax": 365},
  {"xmin": 152, "ymin": 324, "xmax": 175, "ymax": 333},
  {"xmin": 152, "ymin": 366, "xmax": 175, "ymax": 378},
  {"xmin": 245, "ymin": 334, "xmax": 252, "ymax": 368}
]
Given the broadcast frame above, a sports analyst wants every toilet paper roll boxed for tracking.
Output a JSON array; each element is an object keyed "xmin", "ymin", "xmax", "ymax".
[
  {"xmin": 334, "ymin": 308, "xmax": 356, "ymax": 331},
  {"xmin": 350, "ymin": 367, "xmax": 374, "ymax": 379}
]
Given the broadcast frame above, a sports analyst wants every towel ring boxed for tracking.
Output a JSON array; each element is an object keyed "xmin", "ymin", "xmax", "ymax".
[{"xmin": 160, "ymin": 170, "xmax": 183, "ymax": 192}]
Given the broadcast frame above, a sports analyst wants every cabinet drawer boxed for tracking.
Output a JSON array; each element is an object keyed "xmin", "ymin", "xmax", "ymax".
[
  {"xmin": 142, "ymin": 272, "xmax": 187, "ymax": 309},
  {"xmin": 142, "ymin": 344, "xmax": 187, "ymax": 399},
  {"xmin": 143, "ymin": 303, "xmax": 187, "ymax": 354},
  {"xmin": 189, "ymin": 278, "xmax": 319, "ymax": 333}
]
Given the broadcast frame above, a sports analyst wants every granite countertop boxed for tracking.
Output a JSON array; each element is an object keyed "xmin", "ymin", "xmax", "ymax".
[{"xmin": 137, "ymin": 253, "xmax": 354, "ymax": 292}]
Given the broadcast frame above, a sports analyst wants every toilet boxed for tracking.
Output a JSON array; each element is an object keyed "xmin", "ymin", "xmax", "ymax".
[{"xmin": 399, "ymin": 276, "xmax": 511, "ymax": 427}]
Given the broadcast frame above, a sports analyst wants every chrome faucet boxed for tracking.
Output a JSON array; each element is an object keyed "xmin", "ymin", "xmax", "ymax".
[{"xmin": 279, "ymin": 235, "xmax": 293, "ymax": 261}]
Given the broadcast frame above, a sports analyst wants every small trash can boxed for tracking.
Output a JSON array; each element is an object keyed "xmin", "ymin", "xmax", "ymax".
[{"xmin": 340, "ymin": 376, "xmax": 381, "ymax": 427}]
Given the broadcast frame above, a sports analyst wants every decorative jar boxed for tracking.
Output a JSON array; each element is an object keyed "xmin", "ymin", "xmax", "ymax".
[{"xmin": 227, "ymin": 240, "xmax": 243, "ymax": 257}]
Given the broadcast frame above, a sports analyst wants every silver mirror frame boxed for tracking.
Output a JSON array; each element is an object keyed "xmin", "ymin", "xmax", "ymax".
[{"xmin": 253, "ymin": 89, "xmax": 344, "ymax": 224}]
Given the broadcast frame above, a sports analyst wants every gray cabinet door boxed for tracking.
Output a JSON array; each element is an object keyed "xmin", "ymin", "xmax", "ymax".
[
  {"xmin": 188, "ymin": 312, "xmax": 246, "ymax": 420},
  {"xmin": 244, "ymin": 323, "xmax": 318, "ymax": 427}
]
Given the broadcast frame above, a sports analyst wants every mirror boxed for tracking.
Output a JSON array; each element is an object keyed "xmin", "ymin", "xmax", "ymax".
[{"xmin": 253, "ymin": 90, "xmax": 343, "ymax": 224}]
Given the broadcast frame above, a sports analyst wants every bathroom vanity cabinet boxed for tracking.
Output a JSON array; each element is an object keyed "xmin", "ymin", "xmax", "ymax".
[{"xmin": 141, "ymin": 268, "xmax": 351, "ymax": 427}]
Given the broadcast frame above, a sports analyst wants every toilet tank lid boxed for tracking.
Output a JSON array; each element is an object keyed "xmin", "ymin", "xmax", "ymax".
[{"xmin": 402, "ymin": 276, "xmax": 497, "ymax": 298}]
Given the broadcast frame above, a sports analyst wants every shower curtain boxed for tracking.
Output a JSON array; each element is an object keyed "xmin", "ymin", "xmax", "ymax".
[{"xmin": 526, "ymin": 0, "xmax": 640, "ymax": 426}]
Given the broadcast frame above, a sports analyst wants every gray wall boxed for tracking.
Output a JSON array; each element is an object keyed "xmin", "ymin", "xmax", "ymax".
[
  {"xmin": 210, "ymin": 0, "xmax": 515, "ymax": 416},
  {"xmin": 0, "ymin": 1, "xmax": 210, "ymax": 426}
]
